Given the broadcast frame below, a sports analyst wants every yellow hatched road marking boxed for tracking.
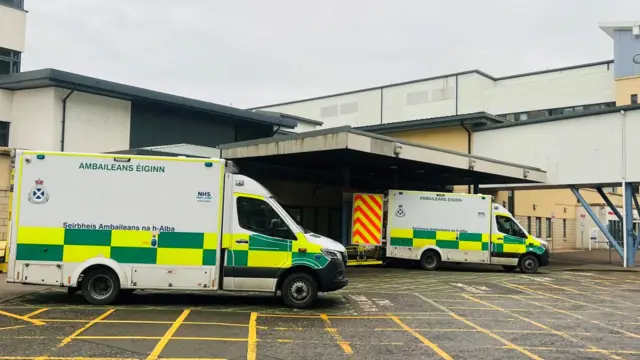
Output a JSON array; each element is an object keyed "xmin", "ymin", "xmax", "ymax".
[
  {"xmin": 320, "ymin": 313, "xmax": 353, "ymax": 355},
  {"xmin": 57, "ymin": 308, "xmax": 115, "ymax": 347},
  {"xmin": 247, "ymin": 312, "xmax": 258, "ymax": 360},
  {"xmin": 388, "ymin": 314, "xmax": 453, "ymax": 360},
  {"xmin": 0, "ymin": 325, "xmax": 26, "ymax": 331},
  {"xmin": 412, "ymin": 293, "xmax": 542, "ymax": 360},
  {"xmin": 463, "ymin": 295, "xmax": 623, "ymax": 360},
  {"xmin": 147, "ymin": 309, "xmax": 190, "ymax": 360},
  {"xmin": 511, "ymin": 294, "xmax": 640, "ymax": 339},
  {"xmin": 504, "ymin": 282, "xmax": 640, "ymax": 320},
  {"xmin": 0, "ymin": 309, "xmax": 45, "ymax": 326},
  {"xmin": 23, "ymin": 308, "xmax": 48, "ymax": 319}
]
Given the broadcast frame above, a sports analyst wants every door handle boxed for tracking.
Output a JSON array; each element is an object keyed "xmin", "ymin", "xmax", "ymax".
[{"xmin": 235, "ymin": 240, "xmax": 249, "ymax": 244}]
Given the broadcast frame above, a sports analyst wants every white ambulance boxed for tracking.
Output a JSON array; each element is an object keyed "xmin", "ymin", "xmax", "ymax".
[
  {"xmin": 385, "ymin": 190, "xmax": 549, "ymax": 273},
  {"xmin": 6, "ymin": 150, "xmax": 348, "ymax": 308}
]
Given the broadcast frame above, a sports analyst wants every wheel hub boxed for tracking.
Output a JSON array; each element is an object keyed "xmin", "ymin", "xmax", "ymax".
[
  {"xmin": 89, "ymin": 275, "xmax": 113, "ymax": 300},
  {"xmin": 290, "ymin": 280, "xmax": 309, "ymax": 301}
]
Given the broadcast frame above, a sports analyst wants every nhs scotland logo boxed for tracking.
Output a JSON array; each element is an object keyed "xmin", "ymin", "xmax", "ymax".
[{"xmin": 196, "ymin": 191, "xmax": 212, "ymax": 203}]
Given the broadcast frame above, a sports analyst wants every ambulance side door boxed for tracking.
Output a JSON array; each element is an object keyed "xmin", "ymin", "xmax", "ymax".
[{"xmin": 229, "ymin": 194, "xmax": 296, "ymax": 291}]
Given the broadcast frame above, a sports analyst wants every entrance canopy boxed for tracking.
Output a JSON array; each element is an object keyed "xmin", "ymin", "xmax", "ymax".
[{"xmin": 219, "ymin": 126, "xmax": 546, "ymax": 191}]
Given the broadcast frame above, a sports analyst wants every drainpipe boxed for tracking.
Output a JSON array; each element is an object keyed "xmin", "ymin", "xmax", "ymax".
[
  {"xmin": 60, "ymin": 89, "xmax": 76, "ymax": 152},
  {"xmin": 461, "ymin": 121, "xmax": 472, "ymax": 193}
]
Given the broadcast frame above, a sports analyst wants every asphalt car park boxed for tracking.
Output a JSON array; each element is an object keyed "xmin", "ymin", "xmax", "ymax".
[{"xmin": 2, "ymin": 266, "xmax": 640, "ymax": 360}]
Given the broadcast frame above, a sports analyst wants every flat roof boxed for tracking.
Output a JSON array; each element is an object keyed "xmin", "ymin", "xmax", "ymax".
[
  {"xmin": 599, "ymin": 21, "xmax": 640, "ymax": 38},
  {"xmin": 476, "ymin": 103, "xmax": 640, "ymax": 132},
  {"xmin": 357, "ymin": 112, "xmax": 505, "ymax": 134},
  {"xmin": 0, "ymin": 68, "xmax": 297, "ymax": 128},
  {"xmin": 219, "ymin": 126, "xmax": 546, "ymax": 187},
  {"xmin": 247, "ymin": 60, "xmax": 613, "ymax": 110}
]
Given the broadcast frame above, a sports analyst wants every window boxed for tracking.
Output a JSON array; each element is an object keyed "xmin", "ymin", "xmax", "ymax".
[
  {"xmin": 535, "ymin": 217, "xmax": 541, "ymax": 237},
  {"xmin": 496, "ymin": 215, "xmax": 527, "ymax": 239},
  {"xmin": 563, "ymin": 219, "xmax": 566, "ymax": 238},
  {"xmin": 0, "ymin": 0, "xmax": 23, "ymax": 9},
  {"xmin": 0, "ymin": 122, "xmax": 9, "ymax": 147},
  {"xmin": 546, "ymin": 218, "xmax": 552, "ymax": 238},
  {"xmin": 632, "ymin": 94, "xmax": 638, "ymax": 105},
  {"xmin": 236, "ymin": 197, "xmax": 296, "ymax": 240},
  {"xmin": 527, "ymin": 217, "xmax": 532, "ymax": 233},
  {"xmin": 0, "ymin": 47, "xmax": 20, "ymax": 75}
]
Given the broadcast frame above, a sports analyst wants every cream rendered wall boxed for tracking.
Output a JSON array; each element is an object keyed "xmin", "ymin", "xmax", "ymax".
[
  {"xmin": 0, "ymin": 90, "xmax": 12, "ymax": 121},
  {"xmin": 7, "ymin": 88, "xmax": 131, "ymax": 152},
  {"xmin": 254, "ymin": 89, "xmax": 382, "ymax": 129},
  {"xmin": 482, "ymin": 64, "xmax": 615, "ymax": 114},
  {"xmin": 380, "ymin": 76, "xmax": 457, "ymax": 123},
  {"xmin": 0, "ymin": 5, "xmax": 26, "ymax": 52},
  {"xmin": 60, "ymin": 90, "xmax": 131, "ymax": 153},
  {"xmin": 9, "ymin": 88, "xmax": 59, "ymax": 150},
  {"xmin": 474, "ymin": 111, "xmax": 626, "ymax": 185}
]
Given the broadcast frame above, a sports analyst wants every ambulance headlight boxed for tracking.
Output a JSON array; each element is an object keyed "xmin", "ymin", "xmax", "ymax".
[{"xmin": 322, "ymin": 249, "xmax": 341, "ymax": 260}]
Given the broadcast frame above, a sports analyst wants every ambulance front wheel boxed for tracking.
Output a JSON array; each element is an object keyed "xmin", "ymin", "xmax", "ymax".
[
  {"xmin": 81, "ymin": 267, "xmax": 121, "ymax": 305},
  {"xmin": 281, "ymin": 272, "xmax": 318, "ymax": 309},
  {"xmin": 420, "ymin": 250, "xmax": 441, "ymax": 271},
  {"xmin": 518, "ymin": 254, "xmax": 540, "ymax": 274}
]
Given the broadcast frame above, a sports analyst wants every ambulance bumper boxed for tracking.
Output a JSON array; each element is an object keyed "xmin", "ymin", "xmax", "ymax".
[
  {"xmin": 317, "ymin": 258, "xmax": 348, "ymax": 292},
  {"xmin": 539, "ymin": 249, "xmax": 550, "ymax": 266}
]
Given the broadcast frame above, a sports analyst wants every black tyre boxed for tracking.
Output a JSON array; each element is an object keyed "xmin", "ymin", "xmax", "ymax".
[
  {"xmin": 420, "ymin": 250, "xmax": 441, "ymax": 271},
  {"xmin": 518, "ymin": 254, "xmax": 540, "ymax": 274},
  {"xmin": 81, "ymin": 268, "xmax": 120, "ymax": 305},
  {"xmin": 502, "ymin": 265, "xmax": 517, "ymax": 273},
  {"xmin": 281, "ymin": 272, "xmax": 318, "ymax": 309}
]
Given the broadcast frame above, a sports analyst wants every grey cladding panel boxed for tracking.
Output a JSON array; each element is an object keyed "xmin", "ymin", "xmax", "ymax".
[
  {"xmin": 614, "ymin": 30, "xmax": 640, "ymax": 79},
  {"xmin": 129, "ymin": 102, "xmax": 272, "ymax": 148}
]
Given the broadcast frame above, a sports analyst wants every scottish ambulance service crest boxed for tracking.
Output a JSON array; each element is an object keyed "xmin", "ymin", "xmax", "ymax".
[
  {"xmin": 28, "ymin": 178, "xmax": 50, "ymax": 205},
  {"xmin": 395, "ymin": 204, "xmax": 406, "ymax": 217}
]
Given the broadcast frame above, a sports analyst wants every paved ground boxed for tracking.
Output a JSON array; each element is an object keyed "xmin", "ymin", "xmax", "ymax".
[{"xmin": 2, "ymin": 265, "xmax": 640, "ymax": 360}]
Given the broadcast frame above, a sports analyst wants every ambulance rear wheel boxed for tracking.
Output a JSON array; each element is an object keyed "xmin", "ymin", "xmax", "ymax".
[
  {"xmin": 81, "ymin": 268, "xmax": 121, "ymax": 305},
  {"xmin": 420, "ymin": 250, "xmax": 441, "ymax": 271},
  {"xmin": 281, "ymin": 272, "xmax": 318, "ymax": 309},
  {"xmin": 518, "ymin": 254, "xmax": 539, "ymax": 274}
]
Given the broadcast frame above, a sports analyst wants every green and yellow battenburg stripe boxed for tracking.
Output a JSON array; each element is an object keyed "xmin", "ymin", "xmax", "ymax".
[
  {"xmin": 389, "ymin": 228, "xmax": 490, "ymax": 251},
  {"xmin": 15, "ymin": 227, "xmax": 219, "ymax": 266},
  {"xmin": 225, "ymin": 232, "xmax": 329, "ymax": 269},
  {"xmin": 15, "ymin": 227, "xmax": 331, "ymax": 269}
]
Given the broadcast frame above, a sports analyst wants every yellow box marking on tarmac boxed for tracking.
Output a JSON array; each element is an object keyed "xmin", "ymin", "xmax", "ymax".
[
  {"xmin": 412, "ymin": 293, "xmax": 542, "ymax": 360},
  {"xmin": 388, "ymin": 314, "xmax": 453, "ymax": 360},
  {"xmin": 511, "ymin": 294, "xmax": 640, "ymax": 339},
  {"xmin": 320, "ymin": 313, "xmax": 353, "ymax": 355},
  {"xmin": 537, "ymin": 279, "xmax": 640, "ymax": 309},
  {"xmin": 23, "ymin": 308, "xmax": 48, "ymax": 319},
  {"xmin": 0, "ymin": 325, "xmax": 26, "ymax": 331},
  {"xmin": 58, "ymin": 308, "xmax": 115, "ymax": 347},
  {"xmin": 504, "ymin": 282, "xmax": 640, "ymax": 321},
  {"xmin": 247, "ymin": 312, "xmax": 258, "ymax": 360},
  {"xmin": 0, "ymin": 309, "xmax": 45, "ymax": 326},
  {"xmin": 148, "ymin": 309, "xmax": 190, "ymax": 360},
  {"xmin": 463, "ymin": 294, "xmax": 623, "ymax": 360}
]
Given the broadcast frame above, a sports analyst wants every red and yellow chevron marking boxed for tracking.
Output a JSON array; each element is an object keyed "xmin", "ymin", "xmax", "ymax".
[{"xmin": 351, "ymin": 193, "xmax": 383, "ymax": 245}]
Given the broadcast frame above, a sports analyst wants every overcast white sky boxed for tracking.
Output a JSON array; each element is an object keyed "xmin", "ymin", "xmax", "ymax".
[{"xmin": 21, "ymin": 0, "xmax": 640, "ymax": 108}]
